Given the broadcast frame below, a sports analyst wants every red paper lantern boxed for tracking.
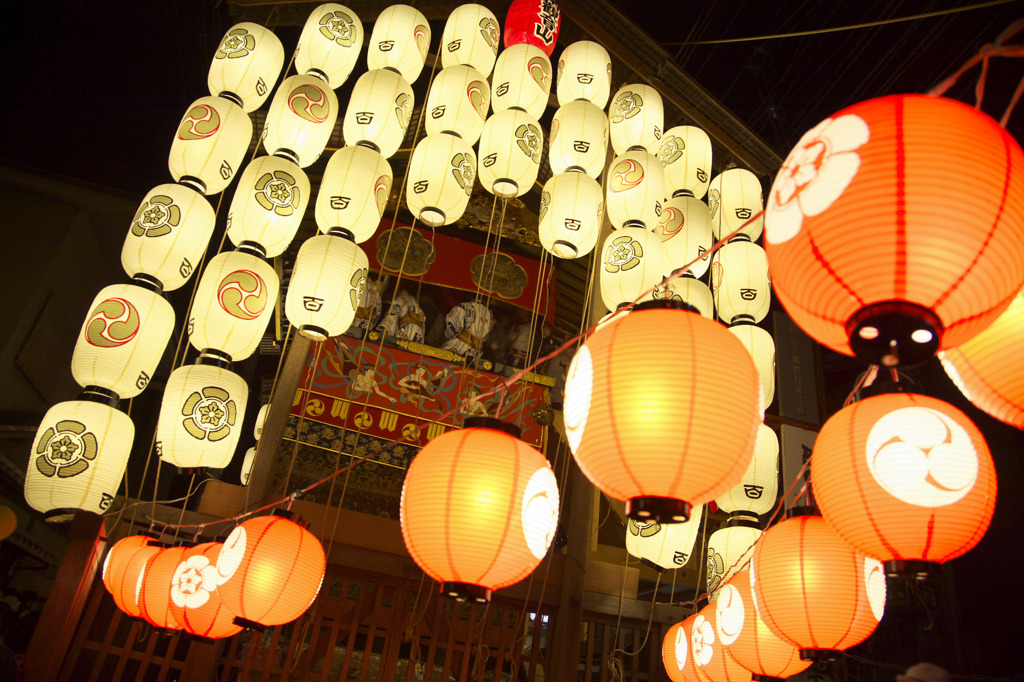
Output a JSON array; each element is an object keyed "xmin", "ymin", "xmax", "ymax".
[
  {"xmin": 169, "ymin": 542, "xmax": 243, "ymax": 639},
  {"xmin": 217, "ymin": 511, "xmax": 326, "ymax": 626},
  {"xmin": 108, "ymin": 539, "xmax": 163, "ymax": 618},
  {"xmin": 715, "ymin": 570, "xmax": 810, "ymax": 679},
  {"xmin": 940, "ymin": 288, "xmax": 1024, "ymax": 430},
  {"xmin": 102, "ymin": 535, "xmax": 150, "ymax": 602},
  {"xmin": 139, "ymin": 545, "xmax": 188, "ymax": 629},
  {"xmin": 765, "ymin": 95, "xmax": 1024, "ymax": 367},
  {"xmin": 662, "ymin": 616, "xmax": 703, "ymax": 682},
  {"xmin": 400, "ymin": 419, "xmax": 560, "ymax": 603},
  {"xmin": 812, "ymin": 392, "xmax": 996, "ymax": 579},
  {"xmin": 563, "ymin": 302, "xmax": 761, "ymax": 523},
  {"xmin": 692, "ymin": 604, "xmax": 753, "ymax": 682},
  {"xmin": 504, "ymin": 0, "xmax": 560, "ymax": 56},
  {"xmin": 750, "ymin": 513, "xmax": 886, "ymax": 660}
]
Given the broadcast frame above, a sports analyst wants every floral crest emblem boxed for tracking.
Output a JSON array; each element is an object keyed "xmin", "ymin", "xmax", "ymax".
[
  {"xmin": 605, "ymin": 235, "xmax": 643, "ymax": 273},
  {"xmin": 691, "ymin": 615, "xmax": 715, "ymax": 667},
  {"xmin": 216, "ymin": 28, "xmax": 255, "ymax": 60},
  {"xmin": 539, "ymin": 190, "xmax": 551, "ymax": 222},
  {"xmin": 451, "ymin": 152, "xmax": 476, "ymax": 196},
  {"xmin": 610, "ymin": 90, "xmax": 643, "ymax": 124},
  {"xmin": 170, "ymin": 553, "xmax": 221, "ymax": 610},
  {"xmin": 658, "ymin": 135, "xmax": 684, "ymax": 165},
  {"xmin": 131, "ymin": 195, "xmax": 178, "ymax": 237},
  {"xmin": 394, "ymin": 92, "xmax": 412, "ymax": 132},
  {"xmin": 181, "ymin": 386, "xmax": 237, "ymax": 442},
  {"xmin": 349, "ymin": 267, "xmax": 368, "ymax": 310},
  {"xmin": 706, "ymin": 548, "xmax": 726, "ymax": 592},
  {"xmin": 318, "ymin": 10, "xmax": 357, "ymax": 46},
  {"xmin": 254, "ymin": 170, "xmax": 301, "ymax": 216},
  {"xmin": 515, "ymin": 123, "xmax": 543, "ymax": 162},
  {"xmin": 627, "ymin": 518, "xmax": 662, "ymax": 537},
  {"xmin": 479, "ymin": 17, "xmax": 499, "ymax": 52},
  {"xmin": 35, "ymin": 419, "xmax": 96, "ymax": 478}
]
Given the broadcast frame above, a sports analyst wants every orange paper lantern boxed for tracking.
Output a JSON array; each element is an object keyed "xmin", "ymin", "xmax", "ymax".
[
  {"xmin": 563, "ymin": 302, "xmax": 761, "ymax": 522},
  {"xmin": 765, "ymin": 95, "xmax": 1024, "ymax": 366},
  {"xmin": 169, "ymin": 542, "xmax": 243, "ymax": 640},
  {"xmin": 400, "ymin": 419, "xmax": 560, "ymax": 602},
  {"xmin": 715, "ymin": 570, "xmax": 810, "ymax": 679},
  {"xmin": 940, "ymin": 288, "xmax": 1024, "ymax": 430},
  {"xmin": 662, "ymin": 616, "xmax": 703, "ymax": 682},
  {"xmin": 109, "ymin": 538, "xmax": 163, "ymax": 618},
  {"xmin": 217, "ymin": 511, "xmax": 326, "ymax": 627},
  {"xmin": 750, "ymin": 512, "xmax": 886, "ymax": 660},
  {"xmin": 139, "ymin": 545, "xmax": 188, "ymax": 629},
  {"xmin": 102, "ymin": 535, "xmax": 153, "ymax": 615},
  {"xmin": 692, "ymin": 604, "xmax": 753, "ymax": 682},
  {"xmin": 812, "ymin": 392, "xmax": 996, "ymax": 579}
]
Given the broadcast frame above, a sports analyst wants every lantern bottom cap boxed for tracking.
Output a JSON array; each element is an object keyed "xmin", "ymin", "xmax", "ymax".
[
  {"xmin": 885, "ymin": 559, "xmax": 942, "ymax": 581},
  {"xmin": 43, "ymin": 508, "xmax": 79, "ymax": 524},
  {"xmin": 232, "ymin": 616, "xmax": 269, "ymax": 630},
  {"xmin": 551, "ymin": 240, "xmax": 579, "ymax": 259},
  {"xmin": 418, "ymin": 207, "xmax": 447, "ymax": 227},
  {"xmin": 846, "ymin": 300, "xmax": 943, "ymax": 367},
  {"xmin": 441, "ymin": 582, "xmax": 491, "ymax": 604},
  {"xmin": 491, "ymin": 179, "xmax": 519, "ymax": 198},
  {"xmin": 751, "ymin": 675, "xmax": 785, "ymax": 682},
  {"xmin": 298, "ymin": 325, "xmax": 330, "ymax": 342},
  {"xmin": 625, "ymin": 496, "xmax": 691, "ymax": 524},
  {"xmin": 799, "ymin": 648, "xmax": 841, "ymax": 661}
]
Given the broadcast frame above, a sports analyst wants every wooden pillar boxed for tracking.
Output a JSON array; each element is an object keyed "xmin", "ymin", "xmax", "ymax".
[
  {"xmin": 24, "ymin": 512, "xmax": 106, "ymax": 682},
  {"xmin": 181, "ymin": 638, "xmax": 225, "ymax": 682}
]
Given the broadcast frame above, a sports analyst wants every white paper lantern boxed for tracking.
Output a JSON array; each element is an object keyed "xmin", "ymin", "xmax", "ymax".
[
  {"xmin": 605, "ymin": 150, "xmax": 664, "ymax": 229},
  {"xmin": 425, "ymin": 65, "xmax": 490, "ymax": 145},
  {"xmin": 262, "ymin": 74, "xmax": 338, "ymax": 168},
  {"xmin": 71, "ymin": 283, "xmax": 174, "ymax": 400},
  {"xmin": 654, "ymin": 194, "xmax": 713, "ymax": 278},
  {"xmin": 168, "ymin": 95, "xmax": 253, "ymax": 196},
  {"xmin": 599, "ymin": 226, "xmax": 666, "ymax": 310},
  {"xmin": 315, "ymin": 145, "xmax": 392, "ymax": 243},
  {"xmin": 549, "ymin": 100, "xmax": 608, "ymax": 178},
  {"xmin": 157, "ymin": 362, "xmax": 249, "ymax": 470},
  {"xmin": 477, "ymin": 109, "xmax": 543, "ymax": 198},
  {"xmin": 227, "ymin": 155, "xmax": 310, "ymax": 257},
  {"xmin": 609, "ymin": 84, "xmax": 663, "ymax": 155},
  {"xmin": 710, "ymin": 241, "xmax": 771, "ymax": 325},
  {"xmin": 715, "ymin": 424, "xmax": 778, "ymax": 515},
  {"xmin": 240, "ymin": 447, "xmax": 256, "ymax": 485},
  {"xmin": 406, "ymin": 133, "xmax": 476, "ymax": 226},
  {"xmin": 556, "ymin": 40, "xmax": 611, "ymax": 108},
  {"xmin": 441, "ymin": 4, "xmax": 500, "ymax": 76},
  {"xmin": 708, "ymin": 168, "xmax": 764, "ymax": 242},
  {"xmin": 660, "ymin": 125, "xmax": 713, "ymax": 200},
  {"xmin": 122, "ymin": 183, "xmax": 215, "ymax": 291},
  {"xmin": 727, "ymin": 324, "xmax": 776, "ymax": 411},
  {"xmin": 644, "ymin": 276, "xmax": 714, "ymax": 320},
  {"xmin": 343, "ymin": 68, "xmax": 414, "ymax": 158},
  {"xmin": 254, "ymin": 403, "xmax": 269, "ymax": 440},
  {"xmin": 490, "ymin": 43, "xmax": 552, "ymax": 119},
  {"xmin": 295, "ymin": 4, "xmax": 364, "ymax": 89},
  {"xmin": 367, "ymin": 4, "xmax": 431, "ymax": 83},
  {"xmin": 538, "ymin": 172, "xmax": 603, "ymax": 259},
  {"xmin": 286, "ymin": 232, "xmax": 369, "ymax": 340},
  {"xmin": 625, "ymin": 504, "xmax": 704, "ymax": 571},
  {"xmin": 207, "ymin": 22, "xmax": 284, "ymax": 113},
  {"xmin": 26, "ymin": 399, "xmax": 134, "ymax": 520},
  {"xmin": 706, "ymin": 524, "xmax": 762, "ymax": 597},
  {"xmin": 189, "ymin": 249, "xmax": 280, "ymax": 362}
]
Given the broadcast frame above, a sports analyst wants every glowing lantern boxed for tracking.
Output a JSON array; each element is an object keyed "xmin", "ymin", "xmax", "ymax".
[
  {"xmin": 625, "ymin": 504, "xmax": 704, "ymax": 571},
  {"xmin": 609, "ymin": 84, "xmax": 663, "ymax": 155},
  {"xmin": 940, "ymin": 289, "xmax": 1024, "ymax": 430},
  {"xmin": 367, "ymin": 4, "xmax": 430, "ymax": 83},
  {"xmin": 491, "ymin": 43, "xmax": 552, "ymax": 119},
  {"xmin": 102, "ymin": 535, "xmax": 151, "ymax": 607},
  {"xmin": 692, "ymin": 604, "xmax": 754, "ymax": 682},
  {"xmin": 477, "ymin": 108, "xmax": 543, "ymax": 198},
  {"xmin": 188, "ymin": 248, "xmax": 279, "ymax": 362},
  {"xmin": 709, "ymin": 169, "xmax": 764, "ymax": 242},
  {"xmin": 716, "ymin": 423, "xmax": 778, "ymax": 515},
  {"xmin": 705, "ymin": 523, "xmax": 761, "ymax": 598},
  {"xmin": 605, "ymin": 150, "xmax": 665, "ymax": 229},
  {"xmin": 644, "ymin": 277, "xmax": 714, "ymax": 320},
  {"xmin": 156, "ymin": 360, "xmax": 248, "ymax": 470},
  {"xmin": 25, "ymin": 398, "xmax": 134, "ymax": 521},
  {"xmin": 140, "ymin": 545, "xmax": 188, "ymax": 629},
  {"xmin": 660, "ymin": 125, "xmax": 713, "ymax": 200},
  {"xmin": 343, "ymin": 68, "xmax": 414, "ymax": 158},
  {"xmin": 240, "ymin": 447, "xmax": 256, "ymax": 485},
  {"xmin": 400, "ymin": 419, "xmax": 560, "ymax": 602},
  {"xmin": 262, "ymin": 74, "xmax": 337, "ymax": 168},
  {"xmin": 441, "ymin": 4, "xmax": 500, "ymax": 76},
  {"xmin": 765, "ymin": 94, "xmax": 1024, "ymax": 366},
  {"xmin": 654, "ymin": 194, "xmax": 712, "ymax": 278},
  {"xmin": 122, "ymin": 183, "xmax": 215, "ymax": 291},
  {"xmin": 254, "ymin": 403, "xmax": 269, "ymax": 440},
  {"xmin": 71, "ymin": 281, "xmax": 174, "ymax": 400},
  {"xmin": 504, "ymin": 0, "xmax": 560, "ymax": 55},
  {"xmin": 662, "ymin": 616, "xmax": 703, "ymax": 682},
  {"xmin": 315, "ymin": 145, "xmax": 392, "ymax": 243},
  {"xmin": 406, "ymin": 133, "xmax": 476, "ymax": 226},
  {"xmin": 727, "ymin": 325, "xmax": 775, "ymax": 412},
  {"xmin": 109, "ymin": 539, "xmax": 162, "ymax": 618},
  {"xmin": 218, "ymin": 511, "xmax": 327, "ymax": 626},
  {"xmin": 227, "ymin": 155, "xmax": 310, "ymax": 257},
  {"xmin": 295, "ymin": 4, "xmax": 363, "ymax": 89},
  {"xmin": 598, "ymin": 226, "xmax": 666, "ymax": 310},
  {"xmin": 538, "ymin": 171, "xmax": 603, "ymax": 259},
  {"xmin": 812, "ymin": 392, "xmax": 996, "ymax": 579},
  {"xmin": 751, "ymin": 512, "xmax": 886, "ymax": 659},
  {"xmin": 710, "ymin": 241, "xmax": 771, "ymax": 325},
  {"xmin": 549, "ymin": 100, "xmax": 608, "ymax": 178},
  {"xmin": 425, "ymin": 65, "xmax": 490, "ymax": 145},
  {"xmin": 556, "ymin": 40, "xmax": 611, "ymax": 108},
  {"xmin": 715, "ymin": 570, "xmax": 810, "ymax": 679},
  {"xmin": 168, "ymin": 95, "xmax": 253, "ymax": 196},
  {"xmin": 169, "ymin": 542, "xmax": 243, "ymax": 640},
  {"xmin": 207, "ymin": 22, "xmax": 284, "ymax": 113},
  {"xmin": 286, "ymin": 231, "xmax": 369, "ymax": 340},
  {"xmin": 0, "ymin": 506, "xmax": 16, "ymax": 541},
  {"xmin": 564, "ymin": 303, "xmax": 761, "ymax": 522}
]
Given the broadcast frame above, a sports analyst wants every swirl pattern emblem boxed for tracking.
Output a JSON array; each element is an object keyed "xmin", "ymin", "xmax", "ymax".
[
  {"xmin": 85, "ymin": 297, "xmax": 140, "ymax": 348},
  {"xmin": 288, "ymin": 84, "xmax": 331, "ymax": 123},
  {"xmin": 217, "ymin": 270, "xmax": 268, "ymax": 320},
  {"xmin": 178, "ymin": 104, "xmax": 221, "ymax": 141}
]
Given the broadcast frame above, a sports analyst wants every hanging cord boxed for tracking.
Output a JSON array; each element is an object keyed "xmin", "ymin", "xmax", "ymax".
[{"xmin": 608, "ymin": 572, "xmax": 663, "ymax": 681}]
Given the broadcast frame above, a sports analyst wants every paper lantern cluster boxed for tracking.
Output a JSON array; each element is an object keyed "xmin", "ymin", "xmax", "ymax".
[{"xmin": 102, "ymin": 511, "xmax": 325, "ymax": 635}]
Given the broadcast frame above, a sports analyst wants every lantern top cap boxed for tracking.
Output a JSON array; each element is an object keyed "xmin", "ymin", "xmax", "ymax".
[
  {"xmin": 270, "ymin": 508, "xmax": 310, "ymax": 529},
  {"xmin": 631, "ymin": 299, "xmax": 700, "ymax": 315},
  {"xmin": 785, "ymin": 505, "xmax": 820, "ymax": 519},
  {"xmin": 79, "ymin": 386, "xmax": 120, "ymax": 408},
  {"xmin": 463, "ymin": 417, "xmax": 523, "ymax": 439}
]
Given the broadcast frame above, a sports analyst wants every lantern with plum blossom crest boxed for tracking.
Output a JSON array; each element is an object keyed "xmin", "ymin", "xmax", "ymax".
[
  {"xmin": 609, "ymin": 84, "xmax": 663, "ymax": 155},
  {"xmin": 660, "ymin": 125, "xmax": 713, "ymax": 199},
  {"xmin": 227, "ymin": 154, "xmax": 310, "ymax": 257},
  {"xmin": 169, "ymin": 542, "xmax": 243, "ymax": 639}
]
